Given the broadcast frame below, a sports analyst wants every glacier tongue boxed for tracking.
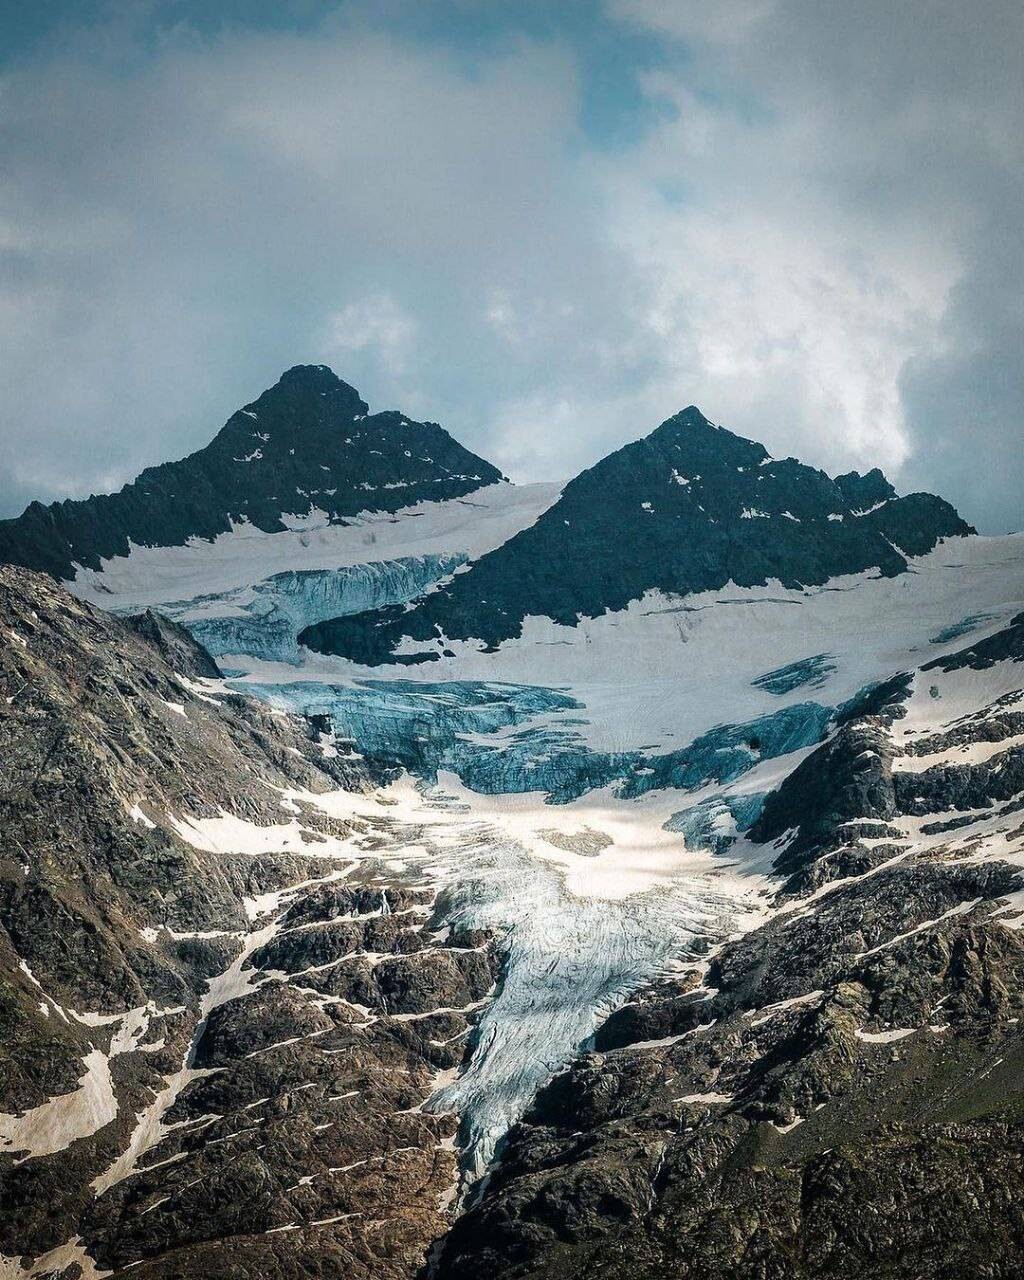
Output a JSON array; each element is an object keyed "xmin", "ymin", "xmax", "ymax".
[
  {"xmin": 291, "ymin": 775, "xmax": 761, "ymax": 1190},
  {"xmin": 426, "ymin": 815, "xmax": 735, "ymax": 1185}
]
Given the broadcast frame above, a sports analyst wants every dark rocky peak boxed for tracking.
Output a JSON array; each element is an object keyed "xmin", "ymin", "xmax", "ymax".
[
  {"xmin": 645, "ymin": 404, "xmax": 768, "ymax": 463},
  {"xmin": 588, "ymin": 406, "xmax": 768, "ymax": 492},
  {"xmin": 303, "ymin": 408, "xmax": 973, "ymax": 663},
  {"xmin": 210, "ymin": 364, "xmax": 369, "ymax": 452},
  {"xmin": 831, "ymin": 466, "xmax": 974, "ymax": 553},
  {"xmin": 0, "ymin": 365, "xmax": 503, "ymax": 581},
  {"xmin": 834, "ymin": 466, "xmax": 899, "ymax": 512},
  {"xmin": 575, "ymin": 404, "xmax": 847, "ymax": 528},
  {"xmin": 276, "ymin": 361, "xmax": 365, "ymax": 397}
]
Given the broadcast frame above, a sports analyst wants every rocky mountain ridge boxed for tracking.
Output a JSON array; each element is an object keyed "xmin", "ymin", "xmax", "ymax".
[
  {"xmin": 0, "ymin": 365, "xmax": 503, "ymax": 581},
  {"xmin": 299, "ymin": 406, "xmax": 972, "ymax": 663},
  {"xmin": 0, "ymin": 567, "xmax": 496, "ymax": 1278}
]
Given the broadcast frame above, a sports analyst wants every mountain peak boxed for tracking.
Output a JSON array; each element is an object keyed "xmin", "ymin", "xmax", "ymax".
[
  {"xmin": 274, "ymin": 363, "xmax": 358, "ymax": 394},
  {"xmin": 300, "ymin": 406, "xmax": 973, "ymax": 663},
  {"xmin": 649, "ymin": 405, "xmax": 714, "ymax": 437},
  {"xmin": 672, "ymin": 404, "xmax": 712, "ymax": 425},
  {"xmin": 279, "ymin": 362, "xmax": 340, "ymax": 382},
  {"xmin": 640, "ymin": 405, "xmax": 768, "ymax": 471},
  {"xmin": 240, "ymin": 363, "xmax": 368, "ymax": 422},
  {"xmin": 834, "ymin": 467, "xmax": 898, "ymax": 512},
  {"xmin": 0, "ymin": 366, "xmax": 503, "ymax": 579}
]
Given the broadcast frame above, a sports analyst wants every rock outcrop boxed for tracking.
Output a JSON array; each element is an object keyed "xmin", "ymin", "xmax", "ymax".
[{"xmin": 0, "ymin": 567, "xmax": 495, "ymax": 1278}]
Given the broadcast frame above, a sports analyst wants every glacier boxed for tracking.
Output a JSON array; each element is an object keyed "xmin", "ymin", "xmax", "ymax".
[
  {"xmin": 164, "ymin": 553, "xmax": 467, "ymax": 664},
  {"xmin": 282, "ymin": 775, "xmax": 766, "ymax": 1188},
  {"xmin": 425, "ymin": 806, "xmax": 739, "ymax": 1187},
  {"xmin": 238, "ymin": 677, "xmax": 832, "ymax": 802}
]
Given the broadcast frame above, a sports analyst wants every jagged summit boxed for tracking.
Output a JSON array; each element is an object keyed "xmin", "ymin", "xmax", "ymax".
[
  {"xmin": 300, "ymin": 407, "xmax": 974, "ymax": 662},
  {"xmin": 643, "ymin": 404, "xmax": 774, "ymax": 472},
  {"xmin": 0, "ymin": 365, "xmax": 503, "ymax": 580},
  {"xmin": 644, "ymin": 405, "xmax": 764, "ymax": 459},
  {"xmin": 276, "ymin": 361, "xmax": 362, "ymax": 389},
  {"xmin": 234, "ymin": 362, "xmax": 369, "ymax": 421},
  {"xmin": 834, "ymin": 466, "xmax": 898, "ymax": 511},
  {"xmin": 648, "ymin": 404, "xmax": 717, "ymax": 432},
  {"xmin": 0, "ymin": 375, "xmax": 974, "ymax": 657}
]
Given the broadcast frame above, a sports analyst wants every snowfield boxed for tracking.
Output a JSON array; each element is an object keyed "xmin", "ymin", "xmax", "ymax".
[{"xmin": 69, "ymin": 482, "xmax": 561, "ymax": 609}]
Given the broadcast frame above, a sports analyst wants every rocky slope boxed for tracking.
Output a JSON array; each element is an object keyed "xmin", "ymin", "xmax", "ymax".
[
  {"xmin": 0, "ymin": 566, "xmax": 498, "ymax": 1279},
  {"xmin": 0, "ymin": 365, "xmax": 503, "ymax": 581},
  {"xmin": 298, "ymin": 407, "xmax": 972, "ymax": 662}
]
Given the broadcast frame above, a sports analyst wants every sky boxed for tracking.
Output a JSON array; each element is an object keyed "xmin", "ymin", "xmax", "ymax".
[{"xmin": 1, "ymin": 0, "xmax": 1021, "ymax": 532}]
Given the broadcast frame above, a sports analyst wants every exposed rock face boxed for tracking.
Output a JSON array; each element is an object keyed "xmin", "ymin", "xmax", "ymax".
[
  {"xmin": 0, "ymin": 567, "xmax": 496, "ymax": 1278},
  {"xmin": 0, "ymin": 366, "xmax": 503, "ymax": 581},
  {"xmin": 431, "ymin": 615, "xmax": 1024, "ymax": 1280},
  {"xmin": 833, "ymin": 466, "xmax": 898, "ymax": 510},
  {"xmin": 123, "ymin": 609, "xmax": 223, "ymax": 679},
  {"xmin": 299, "ymin": 407, "xmax": 973, "ymax": 662}
]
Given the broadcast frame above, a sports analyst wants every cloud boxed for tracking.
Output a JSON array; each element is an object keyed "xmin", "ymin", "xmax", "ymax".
[
  {"xmin": 610, "ymin": 0, "xmax": 1024, "ymax": 529},
  {"xmin": 0, "ymin": 22, "xmax": 605, "ymax": 504},
  {"xmin": 321, "ymin": 294, "xmax": 418, "ymax": 379},
  {"xmin": 0, "ymin": 3, "xmax": 1020, "ymax": 531},
  {"xmin": 595, "ymin": 75, "xmax": 959, "ymax": 477},
  {"xmin": 610, "ymin": 0, "xmax": 775, "ymax": 45}
]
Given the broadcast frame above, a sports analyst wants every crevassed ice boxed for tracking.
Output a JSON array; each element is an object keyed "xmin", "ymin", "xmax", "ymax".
[
  {"xmin": 238, "ymin": 678, "xmax": 832, "ymax": 804},
  {"xmin": 426, "ymin": 817, "xmax": 736, "ymax": 1183},
  {"xmin": 155, "ymin": 554, "xmax": 468, "ymax": 664}
]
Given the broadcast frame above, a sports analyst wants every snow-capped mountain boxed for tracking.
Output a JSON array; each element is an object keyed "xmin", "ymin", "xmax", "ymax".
[
  {"xmin": 297, "ymin": 405, "xmax": 971, "ymax": 663},
  {"xmin": 0, "ymin": 365, "xmax": 506, "ymax": 581},
  {"xmin": 2, "ymin": 368, "xmax": 1023, "ymax": 1280}
]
